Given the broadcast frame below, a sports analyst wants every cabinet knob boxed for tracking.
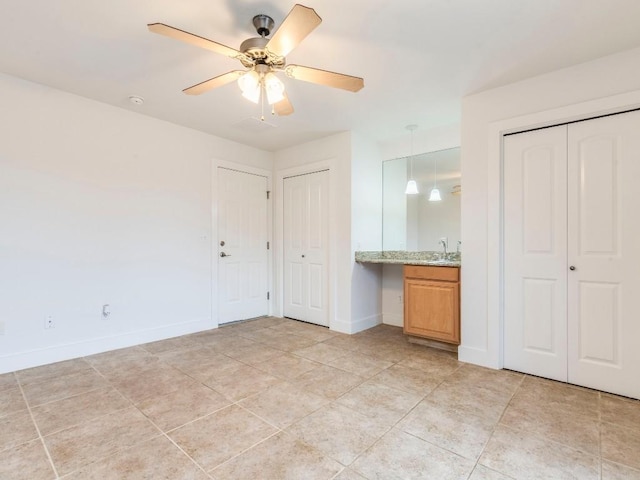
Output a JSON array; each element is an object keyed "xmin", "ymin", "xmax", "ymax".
[{"xmin": 569, "ymin": 265, "xmax": 576, "ymax": 271}]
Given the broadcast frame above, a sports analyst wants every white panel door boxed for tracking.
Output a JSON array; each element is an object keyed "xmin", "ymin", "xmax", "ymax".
[
  {"xmin": 567, "ymin": 110, "xmax": 640, "ymax": 399},
  {"xmin": 503, "ymin": 125, "xmax": 569, "ymax": 381},
  {"xmin": 218, "ymin": 167, "xmax": 268, "ymax": 324},
  {"xmin": 283, "ymin": 170, "xmax": 329, "ymax": 326}
]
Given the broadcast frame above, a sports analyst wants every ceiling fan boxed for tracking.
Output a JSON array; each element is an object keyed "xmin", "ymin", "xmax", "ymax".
[{"xmin": 148, "ymin": 4, "xmax": 364, "ymax": 117}]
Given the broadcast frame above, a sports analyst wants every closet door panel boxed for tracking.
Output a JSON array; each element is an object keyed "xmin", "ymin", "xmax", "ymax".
[
  {"xmin": 503, "ymin": 125, "xmax": 568, "ymax": 381},
  {"xmin": 568, "ymin": 109, "xmax": 640, "ymax": 399}
]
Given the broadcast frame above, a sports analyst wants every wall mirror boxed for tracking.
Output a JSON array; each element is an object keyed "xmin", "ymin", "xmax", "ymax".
[{"xmin": 382, "ymin": 147, "xmax": 461, "ymax": 252}]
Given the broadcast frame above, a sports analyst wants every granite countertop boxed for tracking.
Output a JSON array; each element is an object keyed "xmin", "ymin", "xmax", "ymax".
[{"xmin": 355, "ymin": 250, "xmax": 461, "ymax": 267}]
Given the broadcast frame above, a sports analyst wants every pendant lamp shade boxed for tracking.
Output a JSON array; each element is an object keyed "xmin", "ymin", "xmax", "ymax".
[{"xmin": 405, "ymin": 180, "xmax": 419, "ymax": 195}]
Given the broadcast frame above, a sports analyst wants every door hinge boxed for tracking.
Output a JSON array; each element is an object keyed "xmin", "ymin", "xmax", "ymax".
[
  {"xmin": 267, "ymin": 241, "xmax": 270, "ymax": 250},
  {"xmin": 267, "ymin": 190, "xmax": 270, "ymax": 200},
  {"xmin": 267, "ymin": 292, "xmax": 270, "ymax": 300}
]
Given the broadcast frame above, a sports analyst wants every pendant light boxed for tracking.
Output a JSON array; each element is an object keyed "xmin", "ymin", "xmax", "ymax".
[
  {"xmin": 405, "ymin": 124, "xmax": 419, "ymax": 195},
  {"xmin": 429, "ymin": 155, "xmax": 442, "ymax": 201}
]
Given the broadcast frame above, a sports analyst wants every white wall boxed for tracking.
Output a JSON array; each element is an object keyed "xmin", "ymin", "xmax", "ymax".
[
  {"xmin": 460, "ymin": 46, "xmax": 640, "ymax": 368},
  {"xmin": 378, "ymin": 124, "xmax": 461, "ymax": 326},
  {"xmin": 350, "ymin": 132, "xmax": 383, "ymax": 331},
  {"xmin": 0, "ymin": 73, "xmax": 272, "ymax": 373}
]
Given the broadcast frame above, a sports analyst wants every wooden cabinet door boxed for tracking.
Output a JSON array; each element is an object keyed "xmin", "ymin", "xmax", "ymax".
[{"xmin": 404, "ymin": 278, "xmax": 460, "ymax": 344}]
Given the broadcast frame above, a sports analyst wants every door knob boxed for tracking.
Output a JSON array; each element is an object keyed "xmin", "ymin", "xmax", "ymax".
[
  {"xmin": 220, "ymin": 240, "xmax": 225, "ymax": 246},
  {"xmin": 569, "ymin": 265, "xmax": 576, "ymax": 271},
  {"xmin": 220, "ymin": 252, "xmax": 231, "ymax": 257},
  {"xmin": 301, "ymin": 254, "xmax": 305, "ymax": 258}
]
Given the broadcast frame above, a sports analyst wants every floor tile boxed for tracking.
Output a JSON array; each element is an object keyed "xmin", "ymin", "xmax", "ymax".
[
  {"xmin": 259, "ymin": 332, "xmax": 318, "ymax": 352},
  {"xmin": 110, "ymin": 363, "xmax": 196, "ymax": 404},
  {"xmin": 286, "ymin": 403, "xmax": 389, "ymax": 466},
  {"xmin": 21, "ymin": 369, "xmax": 108, "ymax": 407},
  {"xmin": 336, "ymin": 380, "xmax": 421, "ymax": 426},
  {"xmin": 169, "ymin": 404, "xmax": 277, "ymax": 471},
  {"xmin": 398, "ymin": 399, "xmax": 495, "ymax": 460},
  {"xmin": 601, "ymin": 394, "xmax": 640, "ymax": 432},
  {"xmin": 0, "ymin": 373, "xmax": 18, "ymax": 392},
  {"xmin": 398, "ymin": 351, "xmax": 461, "ymax": 377},
  {"xmin": 239, "ymin": 382, "xmax": 327, "ymax": 428},
  {"xmin": 0, "ymin": 439, "xmax": 55, "ymax": 480},
  {"xmin": 500, "ymin": 394, "xmax": 599, "ymax": 454},
  {"xmin": 205, "ymin": 335, "xmax": 262, "ymax": 354},
  {"xmin": 0, "ymin": 386, "xmax": 28, "ymax": 417},
  {"xmin": 478, "ymin": 425, "xmax": 600, "ymax": 480},
  {"xmin": 43, "ymin": 406, "xmax": 160, "ymax": 476},
  {"xmin": 468, "ymin": 465, "xmax": 515, "ymax": 480},
  {"xmin": 601, "ymin": 421, "xmax": 640, "ymax": 470},
  {"xmin": 426, "ymin": 382, "xmax": 511, "ymax": 423},
  {"xmin": 176, "ymin": 354, "xmax": 245, "ymax": 383},
  {"xmin": 328, "ymin": 351, "xmax": 393, "ymax": 378},
  {"xmin": 63, "ymin": 434, "xmax": 210, "ymax": 480},
  {"xmin": 515, "ymin": 376, "xmax": 599, "ymax": 418},
  {"xmin": 136, "ymin": 382, "xmax": 231, "ymax": 432},
  {"xmin": 446, "ymin": 364, "xmax": 524, "ymax": 394},
  {"xmin": 210, "ymin": 431, "xmax": 342, "ymax": 480},
  {"xmin": 333, "ymin": 468, "xmax": 368, "ymax": 480},
  {"xmin": 351, "ymin": 428, "xmax": 475, "ymax": 480},
  {"xmin": 158, "ymin": 345, "xmax": 220, "ymax": 371},
  {"xmin": 15, "ymin": 358, "xmax": 92, "ymax": 386},
  {"xmin": 602, "ymin": 460, "xmax": 640, "ymax": 480},
  {"xmin": 292, "ymin": 342, "xmax": 349, "ymax": 364},
  {"xmin": 31, "ymin": 386, "xmax": 130, "ymax": 435},
  {"xmin": 140, "ymin": 335, "xmax": 201, "ymax": 355},
  {"xmin": 204, "ymin": 364, "xmax": 282, "ymax": 401},
  {"xmin": 370, "ymin": 363, "xmax": 442, "ymax": 396},
  {"xmin": 0, "ymin": 410, "xmax": 38, "ymax": 452},
  {"xmin": 222, "ymin": 343, "xmax": 284, "ymax": 366},
  {"xmin": 84, "ymin": 346, "xmax": 160, "ymax": 378},
  {"xmin": 321, "ymin": 334, "xmax": 362, "ymax": 351},
  {"xmin": 291, "ymin": 365, "xmax": 364, "ymax": 399},
  {"xmin": 254, "ymin": 353, "xmax": 320, "ymax": 380}
]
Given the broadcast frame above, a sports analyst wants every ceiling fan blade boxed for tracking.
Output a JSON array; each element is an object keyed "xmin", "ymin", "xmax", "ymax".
[
  {"xmin": 284, "ymin": 65, "xmax": 364, "ymax": 92},
  {"xmin": 183, "ymin": 70, "xmax": 246, "ymax": 95},
  {"xmin": 266, "ymin": 4, "xmax": 322, "ymax": 57},
  {"xmin": 274, "ymin": 93, "xmax": 294, "ymax": 116},
  {"xmin": 148, "ymin": 23, "xmax": 248, "ymax": 62}
]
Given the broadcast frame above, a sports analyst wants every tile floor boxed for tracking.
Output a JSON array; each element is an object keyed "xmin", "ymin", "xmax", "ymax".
[{"xmin": 1, "ymin": 317, "xmax": 639, "ymax": 479}]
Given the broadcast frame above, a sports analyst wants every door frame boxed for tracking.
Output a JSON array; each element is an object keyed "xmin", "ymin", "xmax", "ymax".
[
  {"xmin": 470, "ymin": 89, "xmax": 640, "ymax": 370},
  {"xmin": 274, "ymin": 159, "xmax": 336, "ymax": 328},
  {"xmin": 211, "ymin": 159, "xmax": 273, "ymax": 328}
]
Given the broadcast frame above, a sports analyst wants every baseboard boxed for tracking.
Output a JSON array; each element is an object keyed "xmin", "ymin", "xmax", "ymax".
[
  {"xmin": 382, "ymin": 313, "xmax": 403, "ymax": 327},
  {"xmin": 457, "ymin": 345, "xmax": 499, "ymax": 369},
  {"xmin": 331, "ymin": 313, "xmax": 382, "ymax": 334},
  {"xmin": 0, "ymin": 317, "xmax": 213, "ymax": 374}
]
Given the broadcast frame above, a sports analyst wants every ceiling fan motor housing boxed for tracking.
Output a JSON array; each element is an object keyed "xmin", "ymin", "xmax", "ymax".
[
  {"xmin": 239, "ymin": 36, "xmax": 285, "ymax": 69},
  {"xmin": 253, "ymin": 14, "xmax": 274, "ymax": 37}
]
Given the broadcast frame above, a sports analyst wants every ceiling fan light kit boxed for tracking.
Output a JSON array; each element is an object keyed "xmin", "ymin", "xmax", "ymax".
[{"xmin": 147, "ymin": 4, "xmax": 364, "ymax": 117}]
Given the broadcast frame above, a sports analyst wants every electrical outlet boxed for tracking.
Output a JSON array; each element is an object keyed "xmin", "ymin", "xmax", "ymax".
[
  {"xmin": 398, "ymin": 294, "xmax": 403, "ymax": 304},
  {"xmin": 44, "ymin": 315, "xmax": 54, "ymax": 329},
  {"xmin": 102, "ymin": 304, "xmax": 111, "ymax": 320}
]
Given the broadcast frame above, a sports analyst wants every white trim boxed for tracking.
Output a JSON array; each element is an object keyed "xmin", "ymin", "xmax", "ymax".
[
  {"xmin": 333, "ymin": 313, "xmax": 382, "ymax": 334},
  {"xmin": 274, "ymin": 159, "xmax": 336, "ymax": 329},
  {"xmin": 211, "ymin": 159, "xmax": 273, "ymax": 328},
  {"xmin": 483, "ymin": 89, "xmax": 640, "ymax": 370}
]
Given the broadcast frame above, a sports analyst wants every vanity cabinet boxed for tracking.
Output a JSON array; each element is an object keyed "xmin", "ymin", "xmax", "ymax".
[{"xmin": 403, "ymin": 265, "xmax": 460, "ymax": 344}]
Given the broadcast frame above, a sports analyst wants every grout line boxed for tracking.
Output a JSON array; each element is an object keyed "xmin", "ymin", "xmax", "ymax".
[{"xmin": 16, "ymin": 379, "xmax": 60, "ymax": 479}]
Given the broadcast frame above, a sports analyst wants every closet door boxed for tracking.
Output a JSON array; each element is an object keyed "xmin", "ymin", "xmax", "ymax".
[
  {"xmin": 567, "ymin": 110, "xmax": 640, "ymax": 399},
  {"xmin": 503, "ymin": 126, "xmax": 568, "ymax": 381},
  {"xmin": 283, "ymin": 170, "xmax": 329, "ymax": 326}
]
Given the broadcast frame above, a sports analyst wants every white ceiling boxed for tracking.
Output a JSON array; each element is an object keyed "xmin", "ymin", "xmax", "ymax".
[{"xmin": 2, "ymin": 0, "xmax": 640, "ymax": 151}]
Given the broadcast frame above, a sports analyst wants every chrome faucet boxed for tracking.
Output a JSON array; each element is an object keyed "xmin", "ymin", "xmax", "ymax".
[{"xmin": 439, "ymin": 239, "xmax": 447, "ymax": 254}]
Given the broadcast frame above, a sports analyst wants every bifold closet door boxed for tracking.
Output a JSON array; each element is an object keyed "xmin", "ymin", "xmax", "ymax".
[
  {"xmin": 504, "ymin": 110, "xmax": 640, "ymax": 399},
  {"xmin": 567, "ymin": 110, "xmax": 640, "ymax": 399},
  {"xmin": 503, "ymin": 125, "xmax": 569, "ymax": 382}
]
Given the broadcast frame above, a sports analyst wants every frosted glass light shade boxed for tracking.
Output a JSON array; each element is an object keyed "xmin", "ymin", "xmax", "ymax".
[
  {"xmin": 264, "ymin": 73, "xmax": 285, "ymax": 104},
  {"xmin": 429, "ymin": 187, "xmax": 442, "ymax": 201},
  {"xmin": 238, "ymin": 71, "xmax": 260, "ymax": 104},
  {"xmin": 405, "ymin": 180, "xmax": 419, "ymax": 195}
]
